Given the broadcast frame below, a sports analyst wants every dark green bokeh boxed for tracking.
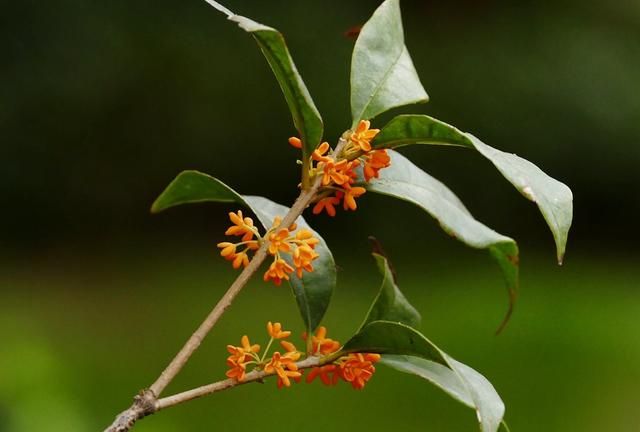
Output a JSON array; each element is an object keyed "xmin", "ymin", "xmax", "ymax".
[{"xmin": 1, "ymin": 0, "xmax": 639, "ymax": 431}]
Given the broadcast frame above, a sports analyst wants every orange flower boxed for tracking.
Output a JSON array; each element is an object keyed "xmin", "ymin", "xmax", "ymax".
[
  {"xmin": 264, "ymin": 351, "xmax": 302, "ymax": 388},
  {"xmin": 263, "ymin": 258, "xmax": 295, "ymax": 286},
  {"xmin": 338, "ymin": 353, "xmax": 381, "ymax": 390},
  {"xmin": 363, "ymin": 149, "xmax": 391, "ymax": 182},
  {"xmin": 263, "ymin": 221, "xmax": 320, "ymax": 285},
  {"xmin": 231, "ymin": 251, "xmax": 249, "ymax": 269},
  {"xmin": 280, "ymin": 340, "xmax": 298, "ymax": 353},
  {"xmin": 225, "ymin": 210, "xmax": 257, "ymax": 242},
  {"xmin": 217, "ymin": 242, "xmax": 236, "ymax": 258},
  {"xmin": 268, "ymin": 228, "xmax": 292, "ymax": 255},
  {"xmin": 320, "ymin": 158, "xmax": 351, "ymax": 186},
  {"xmin": 312, "ymin": 142, "xmax": 332, "ymax": 163},
  {"xmin": 288, "ymin": 137, "xmax": 302, "ymax": 149},
  {"xmin": 295, "ymin": 229, "xmax": 320, "ymax": 247},
  {"xmin": 306, "ymin": 364, "xmax": 340, "ymax": 386},
  {"xmin": 313, "ymin": 195, "xmax": 341, "ymax": 217},
  {"xmin": 226, "ymin": 335, "xmax": 260, "ymax": 363},
  {"xmin": 305, "ymin": 326, "xmax": 341, "ymax": 355},
  {"xmin": 217, "ymin": 241, "xmax": 257, "ymax": 269},
  {"xmin": 293, "ymin": 245, "xmax": 319, "ymax": 277},
  {"xmin": 225, "ymin": 359, "xmax": 247, "ymax": 381},
  {"xmin": 343, "ymin": 159, "xmax": 361, "ymax": 181},
  {"xmin": 225, "ymin": 335, "xmax": 261, "ymax": 382},
  {"xmin": 349, "ymin": 120, "xmax": 380, "ymax": 152},
  {"xmin": 342, "ymin": 186, "xmax": 367, "ymax": 211},
  {"xmin": 267, "ymin": 321, "xmax": 292, "ymax": 339}
]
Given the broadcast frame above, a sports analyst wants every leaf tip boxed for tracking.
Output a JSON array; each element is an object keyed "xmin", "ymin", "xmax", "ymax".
[
  {"xmin": 149, "ymin": 201, "xmax": 162, "ymax": 214},
  {"xmin": 556, "ymin": 244, "xmax": 567, "ymax": 266}
]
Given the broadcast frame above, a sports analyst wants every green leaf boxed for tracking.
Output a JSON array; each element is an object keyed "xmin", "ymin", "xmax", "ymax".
[
  {"xmin": 342, "ymin": 321, "xmax": 448, "ymax": 366},
  {"xmin": 381, "ymin": 355, "xmax": 505, "ymax": 432},
  {"xmin": 373, "ymin": 114, "xmax": 470, "ymax": 149},
  {"xmin": 230, "ymin": 15, "xmax": 323, "ymax": 158},
  {"xmin": 360, "ymin": 253, "xmax": 421, "ymax": 329},
  {"xmin": 151, "ymin": 171, "xmax": 335, "ymax": 331},
  {"xmin": 342, "ymin": 321, "xmax": 505, "ymax": 431},
  {"xmin": 343, "ymin": 272, "xmax": 505, "ymax": 431},
  {"xmin": 359, "ymin": 151, "xmax": 519, "ymax": 332},
  {"xmin": 150, "ymin": 171, "xmax": 243, "ymax": 213},
  {"xmin": 350, "ymin": 0, "xmax": 428, "ymax": 125},
  {"xmin": 373, "ymin": 114, "xmax": 573, "ymax": 263},
  {"xmin": 468, "ymin": 134, "xmax": 573, "ymax": 264}
]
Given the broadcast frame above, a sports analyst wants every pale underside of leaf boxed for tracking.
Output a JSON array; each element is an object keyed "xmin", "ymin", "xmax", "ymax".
[
  {"xmin": 381, "ymin": 355, "xmax": 505, "ymax": 432},
  {"xmin": 360, "ymin": 151, "xmax": 519, "ymax": 331},
  {"xmin": 374, "ymin": 114, "xmax": 573, "ymax": 263},
  {"xmin": 342, "ymin": 321, "xmax": 505, "ymax": 431}
]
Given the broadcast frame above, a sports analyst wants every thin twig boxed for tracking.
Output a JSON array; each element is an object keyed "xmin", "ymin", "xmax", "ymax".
[
  {"xmin": 154, "ymin": 356, "xmax": 322, "ymax": 411},
  {"xmin": 104, "ymin": 139, "xmax": 347, "ymax": 432}
]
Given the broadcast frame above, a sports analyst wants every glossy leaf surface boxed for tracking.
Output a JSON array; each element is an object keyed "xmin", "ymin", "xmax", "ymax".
[
  {"xmin": 360, "ymin": 253, "xmax": 421, "ymax": 329},
  {"xmin": 350, "ymin": 0, "xmax": 428, "ymax": 125},
  {"xmin": 230, "ymin": 15, "xmax": 323, "ymax": 158}
]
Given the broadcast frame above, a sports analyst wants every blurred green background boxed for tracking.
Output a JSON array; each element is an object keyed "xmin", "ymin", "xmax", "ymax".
[{"xmin": 1, "ymin": 0, "xmax": 639, "ymax": 431}]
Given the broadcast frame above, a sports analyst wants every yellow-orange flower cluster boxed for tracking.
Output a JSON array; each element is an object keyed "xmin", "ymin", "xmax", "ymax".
[
  {"xmin": 225, "ymin": 321, "xmax": 302, "ymax": 388},
  {"xmin": 225, "ymin": 335, "xmax": 260, "ymax": 382},
  {"xmin": 217, "ymin": 210, "xmax": 260, "ymax": 269},
  {"xmin": 217, "ymin": 212, "xmax": 320, "ymax": 286},
  {"xmin": 304, "ymin": 326, "xmax": 381, "ymax": 390},
  {"xmin": 263, "ymin": 217, "xmax": 320, "ymax": 285},
  {"xmin": 225, "ymin": 323, "xmax": 381, "ymax": 391},
  {"xmin": 289, "ymin": 120, "xmax": 390, "ymax": 216}
]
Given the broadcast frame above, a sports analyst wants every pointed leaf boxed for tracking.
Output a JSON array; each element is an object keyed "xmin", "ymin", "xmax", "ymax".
[
  {"xmin": 230, "ymin": 15, "xmax": 323, "ymax": 158},
  {"xmin": 381, "ymin": 355, "xmax": 505, "ymax": 432},
  {"xmin": 344, "ymin": 272, "xmax": 505, "ymax": 431},
  {"xmin": 342, "ymin": 321, "xmax": 448, "ymax": 366},
  {"xmin": 350, "ymin": 0, "xmax": 428, "ymax": 125},
  {"xmin": 373, "ymin": 114, "xmax": 470, "ymax": 149},
  {"xmin": 468, "ymin": 134, "xmax": 573, "ymax": 264},
  {"xmin": 151, "ymin": 171, "xmax": 335, "ymax": 331},
  {"xmin": 373, "ymin": 114, "xmax": 573, "ymax": 263},
  {"xmin": 150, "ymin": 171, "xmax": 243, "ymax": 213},
  {"xmin": 359, "ymin": 151, "xmax": 519, "ymax": 331},
  {"xmin": 360, "ymin": 253, "xmax": 421, "ymax": 329}
]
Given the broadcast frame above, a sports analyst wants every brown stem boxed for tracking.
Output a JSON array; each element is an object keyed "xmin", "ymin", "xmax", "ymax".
[
  {"xmin": 103, "ymin": 138, "xmax": 347, "ymax": 432},
  {"xmin": 154, "ymin": 356, "xmax": 322, "ymax": 411}
]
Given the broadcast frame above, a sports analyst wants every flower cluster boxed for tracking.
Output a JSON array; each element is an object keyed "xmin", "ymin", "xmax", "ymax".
[
  {"xmin": 262, "ymin": 217, "xmax": 319, "ymax": 285},
  {"xmin": 226, "ymin": 321, "xmax": 302, "ymax": 388},
  {"xmin": 290, "ymin": 120, "xmax": 391, "ymax": 216},
  {"xmin": 304, "ymin": 326, "xmax": 381, "ymax": 390},
  {"xmin": 225, "ymin": 323, "xmax": 380, "ymax": 391},
  {"xmin": 217, "ymin": 210, "xmax": 260, "ymax": 269},
  {"xmin": 217, "ymin": 212, "xmax": 320, "ymax": 286}
]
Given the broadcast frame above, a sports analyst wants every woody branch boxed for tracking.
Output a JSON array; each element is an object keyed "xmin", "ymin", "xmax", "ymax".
[{"xmin": 103, "ymin": 139, "xmax": 347, "ymax": 432}]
